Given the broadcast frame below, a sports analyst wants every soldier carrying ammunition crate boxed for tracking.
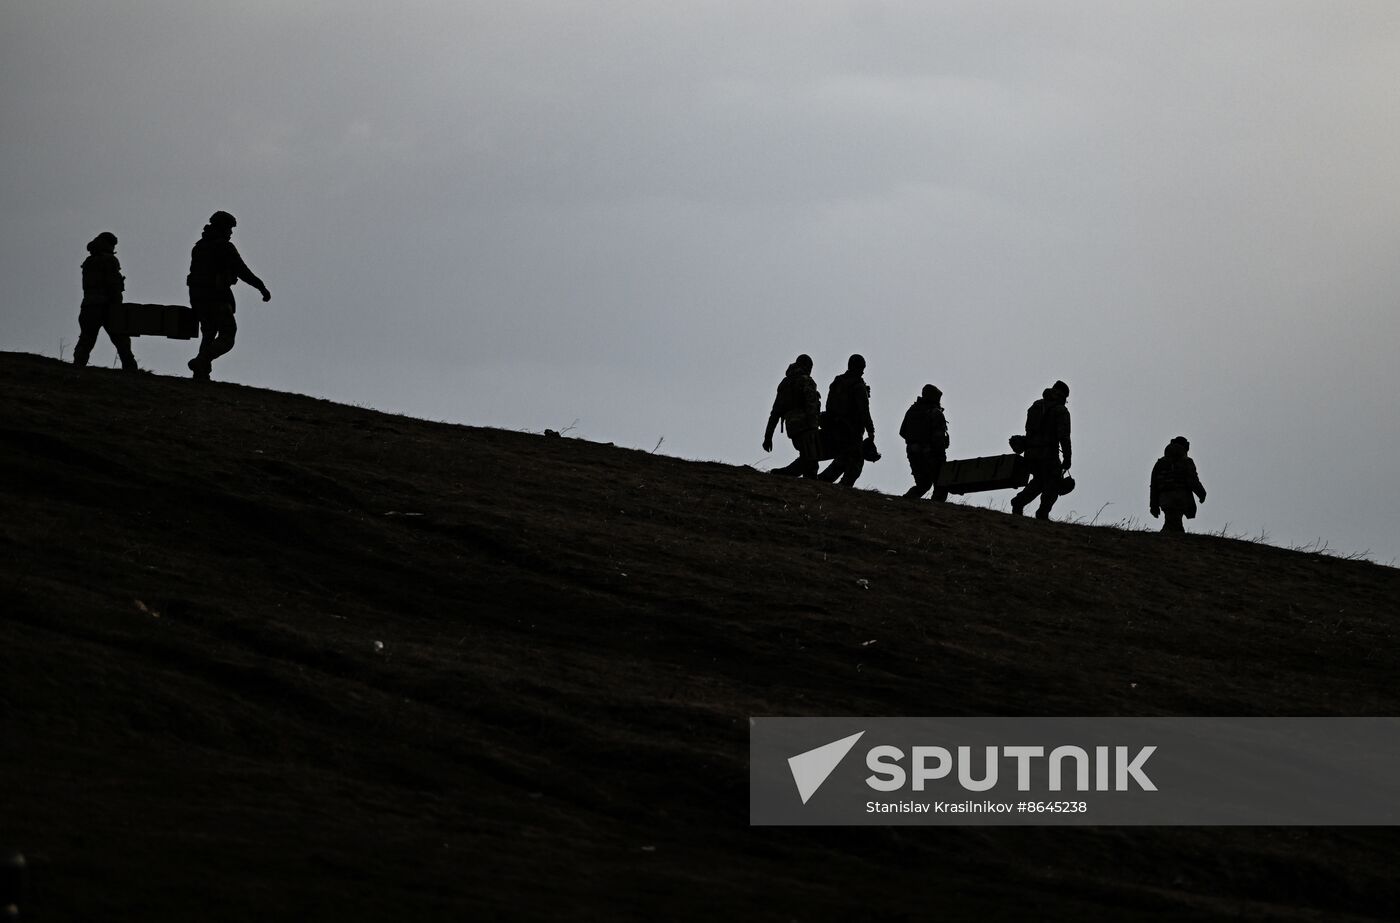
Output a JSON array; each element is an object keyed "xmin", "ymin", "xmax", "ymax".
[
  {"xmin": 73, "ymin": 232, "xmax": 139, "ymax": 372},
  {"xmin": 900, "ymin": 384, "xmax": 949, "ymax": 500},
  {"xmin": 1010, "ymin": 379, "xmax": 1072, "ymax": 520},
  {"xmin": 186, "ymin": 211, "xmax": 271, "ymax": 381}
]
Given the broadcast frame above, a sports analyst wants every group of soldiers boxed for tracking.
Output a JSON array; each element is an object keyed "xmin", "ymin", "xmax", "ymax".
[
  {"xmin": 763, "ymin": 354, "xmax": 1207, "ymax": 532},
  {"xmin": 74, "ymin": 227, "xmax": 1209, "ymax": 531},
  {"xmin": 75, "ymin": 211, "xmax": 271, "ymax": 380},
  {"xmin": 762, "ymin": 353, "xmax": 878, "ymax": 486}
]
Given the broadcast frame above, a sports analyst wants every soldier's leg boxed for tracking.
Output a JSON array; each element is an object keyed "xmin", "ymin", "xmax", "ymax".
[
  {"xmin": 191, "ymin": 303, "xmax": 217, "ymax": 374},
  {"xmin": 73, "ymin": 305, "xmax": 101, "ymax": 367},
  {"xmin": 1034, "ymin": 484, "xmax": 1061, "ymax": 519},
  {"xmin": 1163, "ymin": 510, "xmax": 1185, "ymax": 532},
  {"xmin": 930, "ymin": 453, "xmax": 948, "ymax": 501},
  {"xmin": 772, "ymin": 431, "xmax": 813, "ymax": 476},
  {"xmin": 817, "ymin": 425, "xmax": 849, "ymax": 481},
  {"xmin": 771, "ymin": 436, "xmax": 804, "ymax": 475},
  {"xmin": 838, "ymin": 451, "xmax": 865, "ymax": 487},
  {"xmin": 191, "ymin": 302, "xmax": 234, "ymax": 375},
  {"xmin": 796, "ymin": 430, "xmax": 821, "ymax": 477},
  {"xmin": 904, "ymin": 450, "xmax": 933, "ymax": 498},
  {"xmin": 1033, "ymin": 461, "xmax": 1061, "ymax": 520},
  {"xmin": 1010, "ymin": 477, "xmax": 1042, "ymax": 515},
  {"xmin": 103, "ymin": 323, "xmax": 138, "ymax": 371},
  {"xmin": 206, "ymin": 309, "xmax": 238, "ymax": 363}
]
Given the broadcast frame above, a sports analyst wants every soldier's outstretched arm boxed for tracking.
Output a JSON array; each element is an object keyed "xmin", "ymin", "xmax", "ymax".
[{"xmin": 230, "ymin": 245, "xmax": 271, "ymax": 301}]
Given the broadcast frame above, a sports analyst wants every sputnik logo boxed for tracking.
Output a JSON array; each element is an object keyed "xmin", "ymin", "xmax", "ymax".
[{"xmin": 788, "ymin": 731, "xmax": 865, "ymax": 804}]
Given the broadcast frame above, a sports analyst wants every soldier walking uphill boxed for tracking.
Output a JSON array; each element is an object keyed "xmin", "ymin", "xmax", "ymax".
[
  {"xmin": 1150, "ymin": 436, "xmax": 1207, "ymax": 533},
  {"xmin": 187, "ymin": 211, "xmax": 270, "ymax": 381},
  {"xmin": 763, "ymin": 354, "xmax": 821, "ymax": 477},
  {"xmin": 73, "ymin": 232, "xmax": 138, "ymax": 372},
  {"xmin": 1010, "ymin": 379, "xmax": 1072, "ymax": 520},
  {"xmin": 817, "ymin": 354, "xmax": 876, "ymax": 487},
  {"xmin": 900, "ymin": 384, "xmax": 949, "ymax": 500}
]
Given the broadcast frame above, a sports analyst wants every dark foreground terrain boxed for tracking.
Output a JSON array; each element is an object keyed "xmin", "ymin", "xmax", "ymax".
[{"xmin": 3, "ymin": 351, "xmax": 1399, "ymax": 921}]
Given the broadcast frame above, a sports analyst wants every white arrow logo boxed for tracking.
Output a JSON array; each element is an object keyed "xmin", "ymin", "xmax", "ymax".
[{"xmin": 788, "ymin": 731, "xmax": 866, "ymax": 804}]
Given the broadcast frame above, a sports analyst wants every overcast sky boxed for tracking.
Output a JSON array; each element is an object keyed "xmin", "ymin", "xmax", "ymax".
[{"xmin": 4, "ymin": 1, "xmax": 1398, "ymax": 564}]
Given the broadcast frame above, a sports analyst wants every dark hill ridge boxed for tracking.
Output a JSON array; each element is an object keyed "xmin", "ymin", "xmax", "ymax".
[{"xmin": 2, "ymin": 350, "xmax": 1398, "ymax": 921}]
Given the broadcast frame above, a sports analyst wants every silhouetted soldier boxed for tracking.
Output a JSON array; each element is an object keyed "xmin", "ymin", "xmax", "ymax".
[
  {"xmin": 73, "ymin": 232, "xmax": 138, "ymax": 371},
  {"xmin": 1150, "ymin": 436, "xmax": 1207, "ymax": 533},
  {"xmin": 817, "ymin": 354, "xmax": 876, "ymax": 486},
  {"xmin": 900, "ymin": 384, "xmax": 949, "ymax": 500},
  {"xmin": 186, "ymin": 210, "xmax": 270, "ymax": 380},
  {"xmin": 1010, "ymin": 379, "xmax": 1071, "ymax": 519},
  {"xmin": 763, "ymin": 354, "xmax": 821, "ymax": 477}
]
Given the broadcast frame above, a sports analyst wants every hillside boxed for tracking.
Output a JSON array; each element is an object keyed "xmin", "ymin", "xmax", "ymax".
[{"xmin": 3, "ymin": 350, "xmax": 1399, "ymax": 921}]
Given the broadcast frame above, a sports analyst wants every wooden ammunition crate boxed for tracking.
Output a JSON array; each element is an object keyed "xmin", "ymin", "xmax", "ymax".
[
  {"xmin": 107, "ymin": 303, "xmax": 198, "ymax": 339},
  {"xmin": 936, "ymin": 453, "xmax": 1029, "ymax": 495}
]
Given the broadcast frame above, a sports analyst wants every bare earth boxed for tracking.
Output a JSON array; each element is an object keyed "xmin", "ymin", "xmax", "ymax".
[{"xmin": 2, "ymin": 351, "xmax": 1398, "ymax": 921}]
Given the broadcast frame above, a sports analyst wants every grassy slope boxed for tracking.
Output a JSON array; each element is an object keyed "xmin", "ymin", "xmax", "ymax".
[{"xmin": 2, "ymin": 351, "xmax": 1398, "ymax": 921}]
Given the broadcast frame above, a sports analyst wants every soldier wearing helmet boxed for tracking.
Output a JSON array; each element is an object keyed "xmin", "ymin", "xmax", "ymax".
[
  {"xmin": 186, "ymin": 210, "xmax": 270, "ymax": 380},
  {"xmin": 900, "ymin": 384, "xmax": 949, "ymax": 500},
  {"xmin": 1010, "ymin": 379, "xmax": 1072, "ymax": 520},
  {"xmin": 764, "ymin": 353, "xmax": 822, "ymax": 477},
  {"xmin": 817, "ymin": 353, "xmax": 877, "ymax": 487},
  {"xmin": 73, "ymin": 231, "xmax": 139, "ymax": 372},
  {"xmin": 1150, "ymin": 436, "xmax": 1207, "ymax": 532}
]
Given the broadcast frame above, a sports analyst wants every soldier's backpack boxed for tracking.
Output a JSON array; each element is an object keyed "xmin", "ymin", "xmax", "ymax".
[
  {"xmin": 901, "ymin": 402, "xmax": 948, "ymax": 449},
  {"xmin": 899, "ymin": 404, "xmax": 920, "ymax": 443},
  {"xmin": 1024, "ymin": 398, "xmax": 1048, "ymax": 441},
  {"xmin": 825, "ymin": 373, "xmax": 864, "ymax": 421},
  {"xmin": 775, "ymin": 373, "xmax": 806, "ymax": 415}
]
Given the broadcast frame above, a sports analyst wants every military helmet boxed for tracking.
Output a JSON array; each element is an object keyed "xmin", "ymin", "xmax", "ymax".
[
  {"xmin": 1051, "ymin": 379, "xmax": 1070, "ymax": 399},
  {"xmin": 794, "ymin": 353, "xmax": 814, "ymax": 372},
  {"xmin": 921, "ymin": 384, "xmax": 942, "ymax": 401},
  {"xmin": 89, "ymin": 231, "xmax": 118, "ymax": 251},
  {"xmin": 209, "ymin": 210, "xmax": 237, "ymax": 228},
  {"xmin": 848, "ymin": 353, "xmax": 866, "ymax": 372}
]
